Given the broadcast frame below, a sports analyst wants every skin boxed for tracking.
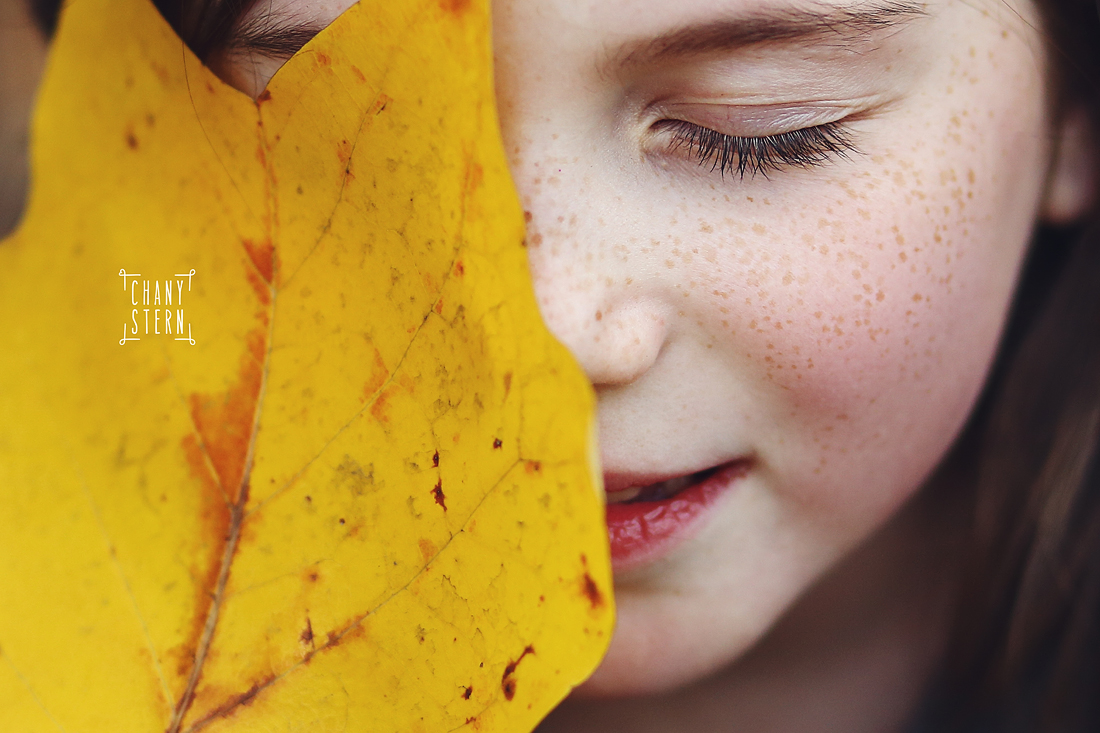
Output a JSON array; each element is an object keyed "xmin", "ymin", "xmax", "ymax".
[{"xmin": 218, "ymin": 0, "xmax": 1096, "ymax": 728}]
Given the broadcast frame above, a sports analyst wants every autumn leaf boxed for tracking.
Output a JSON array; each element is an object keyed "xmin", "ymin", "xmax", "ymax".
[{"xmin": 0, "ymin": 0, "xmax": 613, "ymax": 730}]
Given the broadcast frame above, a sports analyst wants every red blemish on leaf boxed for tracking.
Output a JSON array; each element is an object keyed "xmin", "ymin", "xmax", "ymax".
[
  {"xmin": 323, "ymin": 619, "xmax": 367, "ymax": 651},
  {"xmin": 501, "ymin": 645, "xmax": 534, "ymax": 701},
  {"xmin": 351, "ymin": 65, "xmax": 366, "ymax": 82},
  {"xmin": 492, "ymin": 438, "xmax": 502, "ymax": 450},
  {"xmin": 431, "ymin": 478, "xmax": 447, "ymax": 510},
  {"xmin": 434, "ymin": 297, "xmax": 444, "ymax": 315},
  {"xmin": 362, "ymin": 347, "xmax": 389, "ymax": 400},
  {"xmin": 336, "ymin": 138, "xmax": 352, "ymax": 164},
  {"xmin": 441, "ymin": 0, "xmax": 472, "ymax": 15},
  {"xmin": 465, "ymin": 158, "xmax": 484, "ymax": 194},
  {"xmin": 524, "ymin": 460, "xmax": 541, "ymax": 474},
  {"xmin": 245, "ymin": 268, "xmax": 271, "ymax": 307},
  {"xmin": 256, "ymin": 90, "xmax": 272, "ymax": 103},
  {"xmin": 175, "ymin": 434, "xmax": 230, "ymax": 678},
  {"xmin": 432, "ymin": 450, "xmax": 440, "ymax": 468},
  {"xmin": 370, "ymin": 386, "xmax": 394, "ymax": 424},
  {"xmin": 171, "ymin": 327, "xmax": 265, "ymax": 689},
  {"xmin": 241, "ymin": 237, "xmax": 276, "ymax": 285},
  {"xmin": 419, "ymin": 538, "xmax": 437, "ymax": 563},
  {"xmin": 317, "ymin": 52, "xmax": 331, "ymax": 67},
  {"xmin": 463, "ymin": 686, "xmax": 473, "ymax": 699},
  {"xmin": 454, "ymin": 260, "xmax": 465, "ymax": 277},
  {"xmin": 187, "ymin": 328, "xmax": 265, "ymax": 505}
]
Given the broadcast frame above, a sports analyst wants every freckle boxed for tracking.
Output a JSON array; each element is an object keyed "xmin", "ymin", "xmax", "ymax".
[
  {"xmin": 753, "ymin": 224, "xmax": 767, "ymax": 234},
  {"xmin": 899, "ymin": 252, "xmax": 908, "ymax": 262},
  {"xmin": 912, "ymin": 293, "xmax": 923, "ymax": 302},
  {"xmin": 852, "ymin": 270, "xmax": 861, "ymax": 280},
  {"xmin": 876, "ymin": 291, "xmax": 885, "ymax": 301},
  {"xmin": 595, "ymin": 311, "xmax": 602, "ymax": 321}
]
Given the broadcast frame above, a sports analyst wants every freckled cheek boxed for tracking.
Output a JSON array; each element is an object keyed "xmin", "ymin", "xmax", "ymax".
[{"xmin": 704, "ymin": 210, "xmax": 1004, "ymax": 445}]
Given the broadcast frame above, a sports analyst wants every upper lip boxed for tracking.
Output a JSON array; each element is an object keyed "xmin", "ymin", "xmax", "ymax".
[
  {"xmin": 602, "ymin": 458, "xmax": 750, "ymax": 494},
  {"xmin": 603, "ymin": 471, "xmax": 688, "ymax": 494}
]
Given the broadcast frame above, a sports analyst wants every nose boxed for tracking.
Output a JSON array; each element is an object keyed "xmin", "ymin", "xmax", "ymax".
[
  {"xmin": 540, "ymin": 289, "xmax": 670, "ymax": 387},
  {"xmin": 521, "ymin": 198, "xmax": 671, "ymax": 389}
]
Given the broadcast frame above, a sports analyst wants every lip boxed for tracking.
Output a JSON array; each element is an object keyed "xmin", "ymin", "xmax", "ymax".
[{"xmin": 603, "ymin": 461, "xmax": 750, "ymax": 573}]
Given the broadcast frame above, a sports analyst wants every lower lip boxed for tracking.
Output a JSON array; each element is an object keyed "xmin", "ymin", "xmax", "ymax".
[{"xmin": 605, "ymin": 462, "xmax": 749, "ymax": 573}]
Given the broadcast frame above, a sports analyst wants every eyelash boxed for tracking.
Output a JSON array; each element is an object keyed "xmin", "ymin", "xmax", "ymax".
[{"xmin": 660, "ymin": 119, "xmax": 857, "ymax": 179}]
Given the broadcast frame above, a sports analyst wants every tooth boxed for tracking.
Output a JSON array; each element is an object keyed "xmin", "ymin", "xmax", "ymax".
[{"xmin": 606, "ymin": 487, "xmax": 642, "ymax": 504}]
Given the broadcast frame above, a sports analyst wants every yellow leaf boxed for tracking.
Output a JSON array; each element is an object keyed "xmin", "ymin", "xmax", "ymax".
[{"xmin": 0, "ymin": 0, "xmax": 613, "ymax": 730}]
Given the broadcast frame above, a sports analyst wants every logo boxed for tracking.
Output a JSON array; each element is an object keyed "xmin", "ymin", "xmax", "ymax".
[{"xmin": 118, "ymin": 269, "xmax": 195, "ymax": 345}]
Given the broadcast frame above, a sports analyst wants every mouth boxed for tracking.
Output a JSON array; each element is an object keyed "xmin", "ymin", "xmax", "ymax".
[{"xmin": 603, "ymin": 460, "xmax": 750, "ymax": 573}]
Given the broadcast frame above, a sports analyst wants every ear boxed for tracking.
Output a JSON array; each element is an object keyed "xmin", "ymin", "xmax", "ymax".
[{"xmin": 1041, "ymin": 106, "xmax": 1098, "ymax": 225}]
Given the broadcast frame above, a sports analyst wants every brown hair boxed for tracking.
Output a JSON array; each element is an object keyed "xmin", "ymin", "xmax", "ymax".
[
  {"xmin": 27, "ymin": 0, "xmax": 1100, "ymax": 728},
  {"xmin": 930, "ymin": 0, "xmax": 1100, "ymax": 724}
]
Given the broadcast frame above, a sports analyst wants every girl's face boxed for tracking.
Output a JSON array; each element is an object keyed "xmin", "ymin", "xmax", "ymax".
[{"xmin": 224, "ymin": 0, "xmax": 1091, "ymax": 698}]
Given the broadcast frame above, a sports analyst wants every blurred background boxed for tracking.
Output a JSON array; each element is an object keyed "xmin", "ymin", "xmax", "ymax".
[{"xmin": 1, "ymin": 0, "xmax": 46, "ymax": 239}]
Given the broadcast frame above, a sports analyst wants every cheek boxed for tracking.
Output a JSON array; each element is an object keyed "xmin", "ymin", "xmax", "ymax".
[{"xmin": 693, "ymin": 139, "xmax": 1042, "ymax": 524}]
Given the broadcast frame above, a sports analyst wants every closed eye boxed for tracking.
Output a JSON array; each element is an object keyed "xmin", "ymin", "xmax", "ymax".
[{"xmin": 657, "ymin": 119, "xmax": 858, "ymax": 179}]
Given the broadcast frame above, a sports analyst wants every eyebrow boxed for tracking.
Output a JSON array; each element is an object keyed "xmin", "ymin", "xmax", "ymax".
[
  {"xmin": 219, "ymin": 0, "xmax": 928, "ymax": 65},
  {"xmin": 223, "ymin": 11, "xmax": 326, "ymax": 60},
  {"xmin": 613, "ymin": 0, "xmax": 928, "ymax": 67}
]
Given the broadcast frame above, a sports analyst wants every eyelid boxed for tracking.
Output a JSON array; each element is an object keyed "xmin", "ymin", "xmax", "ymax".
[{"xmin": 649, "ymin": 101, "xmax": 857, "ymax": 137}]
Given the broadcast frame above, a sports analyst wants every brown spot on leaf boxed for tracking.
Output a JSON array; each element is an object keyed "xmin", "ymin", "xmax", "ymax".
[
  {"xmin": 493, "ymin": 438, "xmax": 502, "ymax": 449},
  {"xmin": 351, "ymin": 65, "xmax": 366, "ymax": 82},
  {"xmin": 432, "ymin": 450, "xmax": 440, "ymax": 468},
  {"xmin": 503, "ymin": 372, "xmax": 512, "ymax": 397},
  {"xmin": 187, "ymin": 675, "xmax": 275, "ymax": 728},
  {"xmin": 300, "ymin": 617, "xmax": 314, "ymax": 645},
  {"xmin": 582, "ymin": 573, "xmax": 604, "ymax": 609},
  {"xmin": 454, "ymin": 260, "xmax": 465, "ymax": 277},
  {"xmin": 432, "ymin": 478, "xmax": 447, "ymax": 510},
  {"xmin": 463, "ymin": 686, "xmax": 473, "ymax": 700},
  {"xmin": 501, "ymin": 645, "xmax": 534, "ymax": 701},
  {"xmin": 256, "ymin": 90, "xmax": 272, "ymax": 103},
  {"xmin": 125, "ymin": 131, "xmax": 138, "ymax": 149}
]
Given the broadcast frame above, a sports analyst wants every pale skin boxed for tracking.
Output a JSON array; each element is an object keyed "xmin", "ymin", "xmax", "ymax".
[{"xmin": 217, "ymin": 0, "xmax": 1096, "ymax": 729}]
